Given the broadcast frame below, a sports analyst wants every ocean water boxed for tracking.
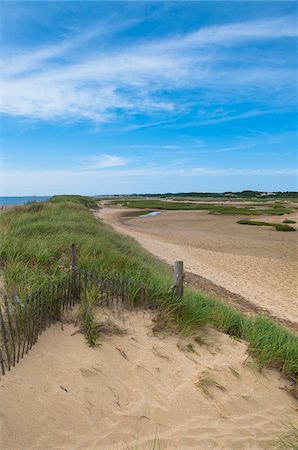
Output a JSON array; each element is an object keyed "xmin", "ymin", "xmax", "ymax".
[{"xmin": 0, "ymin": 196, "xmax": 50, "ymax": 206}]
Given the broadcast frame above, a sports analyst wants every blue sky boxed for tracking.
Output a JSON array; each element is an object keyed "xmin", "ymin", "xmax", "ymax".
[{"xmin": 0, "ymin": 1, "xmax": 297, "ymax": 195}]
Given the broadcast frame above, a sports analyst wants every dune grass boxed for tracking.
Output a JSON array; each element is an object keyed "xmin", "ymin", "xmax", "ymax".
[
  {"xmin": 0, "ymin": 195, "xmax": 297, "ymax": 383},
  {"xmin": 111, "ymin": 199, "xmax": 293, "ymax": 215}
]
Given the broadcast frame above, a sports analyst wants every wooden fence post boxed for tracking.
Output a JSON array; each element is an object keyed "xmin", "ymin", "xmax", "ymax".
[
  {"xmin": 173, "ymin": 261, "xmax": 184, "ymax": 297},
  {"xmin": 71, "ymin": 244, "xmax": 77, "ymax": 270}
]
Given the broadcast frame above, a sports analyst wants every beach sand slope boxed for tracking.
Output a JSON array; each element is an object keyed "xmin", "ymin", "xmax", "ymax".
[{"xmin": 0, "ymin": 309, "xmax": 297, "ymax": 450}]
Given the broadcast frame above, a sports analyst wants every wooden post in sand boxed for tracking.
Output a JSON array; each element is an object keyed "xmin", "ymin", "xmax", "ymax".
[
  {"xmin": 71, "ymin": 244, "xmax": 77, "ymax": 270},
  {"xmin": 173, "ymin": 261, "xmax": 184, "ymax": 297}
]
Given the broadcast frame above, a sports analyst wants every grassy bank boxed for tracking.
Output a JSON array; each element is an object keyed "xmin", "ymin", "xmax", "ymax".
[
  {"xmin": 0, "ymin": 195, "xmax": 297, "ymax": 385},
  {"xmin": 110, "ymin": 199, "xmax": 293, "ymax": 215}
]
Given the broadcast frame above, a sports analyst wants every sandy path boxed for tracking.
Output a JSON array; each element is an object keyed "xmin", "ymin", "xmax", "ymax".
[
  {"xmin": 0, "ymin": 309, "xmax": 297, "ymax": 450},
  {"xmin": 94, "ymin": 208, "xmax": 298, "ymax": 325}
]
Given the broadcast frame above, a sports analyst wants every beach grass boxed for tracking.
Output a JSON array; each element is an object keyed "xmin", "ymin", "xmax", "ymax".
[{"xmin": 0, "ymin": 195, "xmax": 297, "ymax": 383}]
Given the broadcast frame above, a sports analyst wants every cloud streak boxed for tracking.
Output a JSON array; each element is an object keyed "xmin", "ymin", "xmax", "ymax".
[
  {"xmin": 1, "ymin": 14, "xmax": 296, "ymax": 124},
  {"xmin": 84, "ymin": 154, "xmax": 128, "ymax": 169}
]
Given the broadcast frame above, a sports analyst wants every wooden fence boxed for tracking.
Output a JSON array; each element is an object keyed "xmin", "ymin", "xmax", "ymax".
[{"xmin": 0, "ymin": 268, "xmax": 150, "ymax": 376}]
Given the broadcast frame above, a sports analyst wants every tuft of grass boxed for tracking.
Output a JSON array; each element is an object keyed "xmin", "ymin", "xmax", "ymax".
[
  {"xmin": 78, "ymin": 288, "xmax": 102, "ymax": 346},
  {"xmin": 194, "ymin": 334, "xmax": 209, "ymax": 347},
  {"xmin": 194, "ymin": 370, "xmax": 227, "ymax": 397},
  {"xmin": 228, "ymin": 366, "xmax": 241, "ymax": 378},
  {"xmin": 275, "ymin": 424, "xmax": 298, "ymax": 450},
  {"xmin": 186, "ymin": 343, "xmax": 195, "ymax": 353},
  {"xmin": 77, "ymin": 289, "xmax": 126, "ymax": 347}
]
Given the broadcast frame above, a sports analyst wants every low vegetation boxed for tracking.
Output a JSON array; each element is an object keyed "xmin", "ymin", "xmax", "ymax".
[
  {"xmin": 275, "ymin": 224, "xmax": 296, "ymax": 232},
  {"xmin": 283, "ymin": 219, "xmax": 296, "ymax": 224},
  {"xmin": 0, "ymin": 195, "xmax": 297, "ymax": 385},
  {"xmin": 237, "ymin": 220, "xmax": 296, "ymax": 232},
  {"xmin": 237, "ymin": 219, "xmax": 275, "ymax": 227},
  {"xmin": 111, "ymin": 199, "xmax": 293, "ymax": 216}
]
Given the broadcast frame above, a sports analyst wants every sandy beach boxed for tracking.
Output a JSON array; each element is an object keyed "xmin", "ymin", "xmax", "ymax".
[
  {"xmin": 1, "ymin": 309, "xmax": 297, "ymax": 450},
  {"xmin": 94, "ymin": 207, "xmax": 298, "ymax": 326}
]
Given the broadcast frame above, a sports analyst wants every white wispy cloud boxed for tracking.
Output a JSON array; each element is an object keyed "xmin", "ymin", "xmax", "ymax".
[
  {"xmin": 0, "ymin": 15, "xmax": 296, "ymax": 124},
  {"xmin": 84, "ymin": 154, "xmax": 128, "ymax": 169}
]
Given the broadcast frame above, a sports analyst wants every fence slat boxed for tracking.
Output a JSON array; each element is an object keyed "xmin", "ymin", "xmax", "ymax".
[
  {"xmin": 77, "ymin": 271, "xmax": 81, "ymax": 306},
  {"xmin": 65, "ymin": 274, "xmax": 70, "ymax": 311},
  {"xmin": 12, "ymin": 297, "xmax": 22, "ymax": 363},
  {"xmin": 51, "ymin": 281, "xmax": 57, "ymax": 325},
  {"xmin": 60, "ymin": 279, "xmax": 64, "ymax": 313},
  {"xmin": 43, "ymin": 285, "xmax": 48, "ymax": 331},
  {"xmin": 31, "ymin": 292, "xmax": 38, "ymax": 346},
  {"xmin": 0, "ymin": 342, "xmax": 5, "ymax": 375},
  {"xmin": 0, "ymin": 305, "xmax": 11, "ymax": 371},
  {"xmin": 1, "ymin": 262, "xmax": 153, "ymax": 376},
  {"xmin": 30, "ymin": 292, "xmax": 37, "ymax": 350},
  {"xmin": 49, "ymin": 282, "xmax": 54, "ymax": 326},
  {"xmin": 39, "ymin": 284, "xmax": 46, "ymax": 335},
  {"xmin": 34, "ymin": 290, "xmax": 42, "ymax": 343},
  {"xmin": 69, "ymin": 272, "xmax": 73, "ymax": 309},
  {"xmin": 26, "ymin": 294, "xmax": 34, "ymax": 352},
  {"xmin": 32, "ymin": 291, "xmax": 38, "ymax": 343},
  {"xmin": 4, "ymin": 296, "xmax": 16, "ymax": 366},
  {"xmin": 21, "ymin": 294, "xmax": 28, "ymax": 358}
]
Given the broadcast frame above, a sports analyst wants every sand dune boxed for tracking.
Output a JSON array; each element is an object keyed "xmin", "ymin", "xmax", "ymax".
[
  {"xmin": 95, "ymin": 207, "xmax": 298, "ymax": 325},
  {"xmin": 1, "ymin": 309, "xmax": 297, "ymax": 450}
]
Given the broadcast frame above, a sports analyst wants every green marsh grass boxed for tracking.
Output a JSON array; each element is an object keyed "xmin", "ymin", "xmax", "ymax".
[
  {"xmin": 283, "ymin": 219, "xmax": 296, "ymax": 224},
  {"xmin": 111, "ymin": 199, "xmax": 293, "ymax": 215},
  {"xmin": 275, "ymin": 224, "xmax": 296, "ymax": 232},
  {"xmin": 0, "ymin": 196, "xmax": 297, "ymax": 383},
  {"xmin": 238, "ymin": 220, "xmax": 296, "ymax": 231},
  {"xmin": 237, "ymin": 219, "xmax": 275, "ymax": 227}
]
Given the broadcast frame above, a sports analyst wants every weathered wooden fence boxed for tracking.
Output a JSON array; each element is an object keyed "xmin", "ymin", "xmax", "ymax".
[
  {"xmin": 0, "ymin": 268, "xmax": 150, "ymax": 376},
  {"xmin": 0, "ymin": 239, "xmax": 184, "ymax": 377}
]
